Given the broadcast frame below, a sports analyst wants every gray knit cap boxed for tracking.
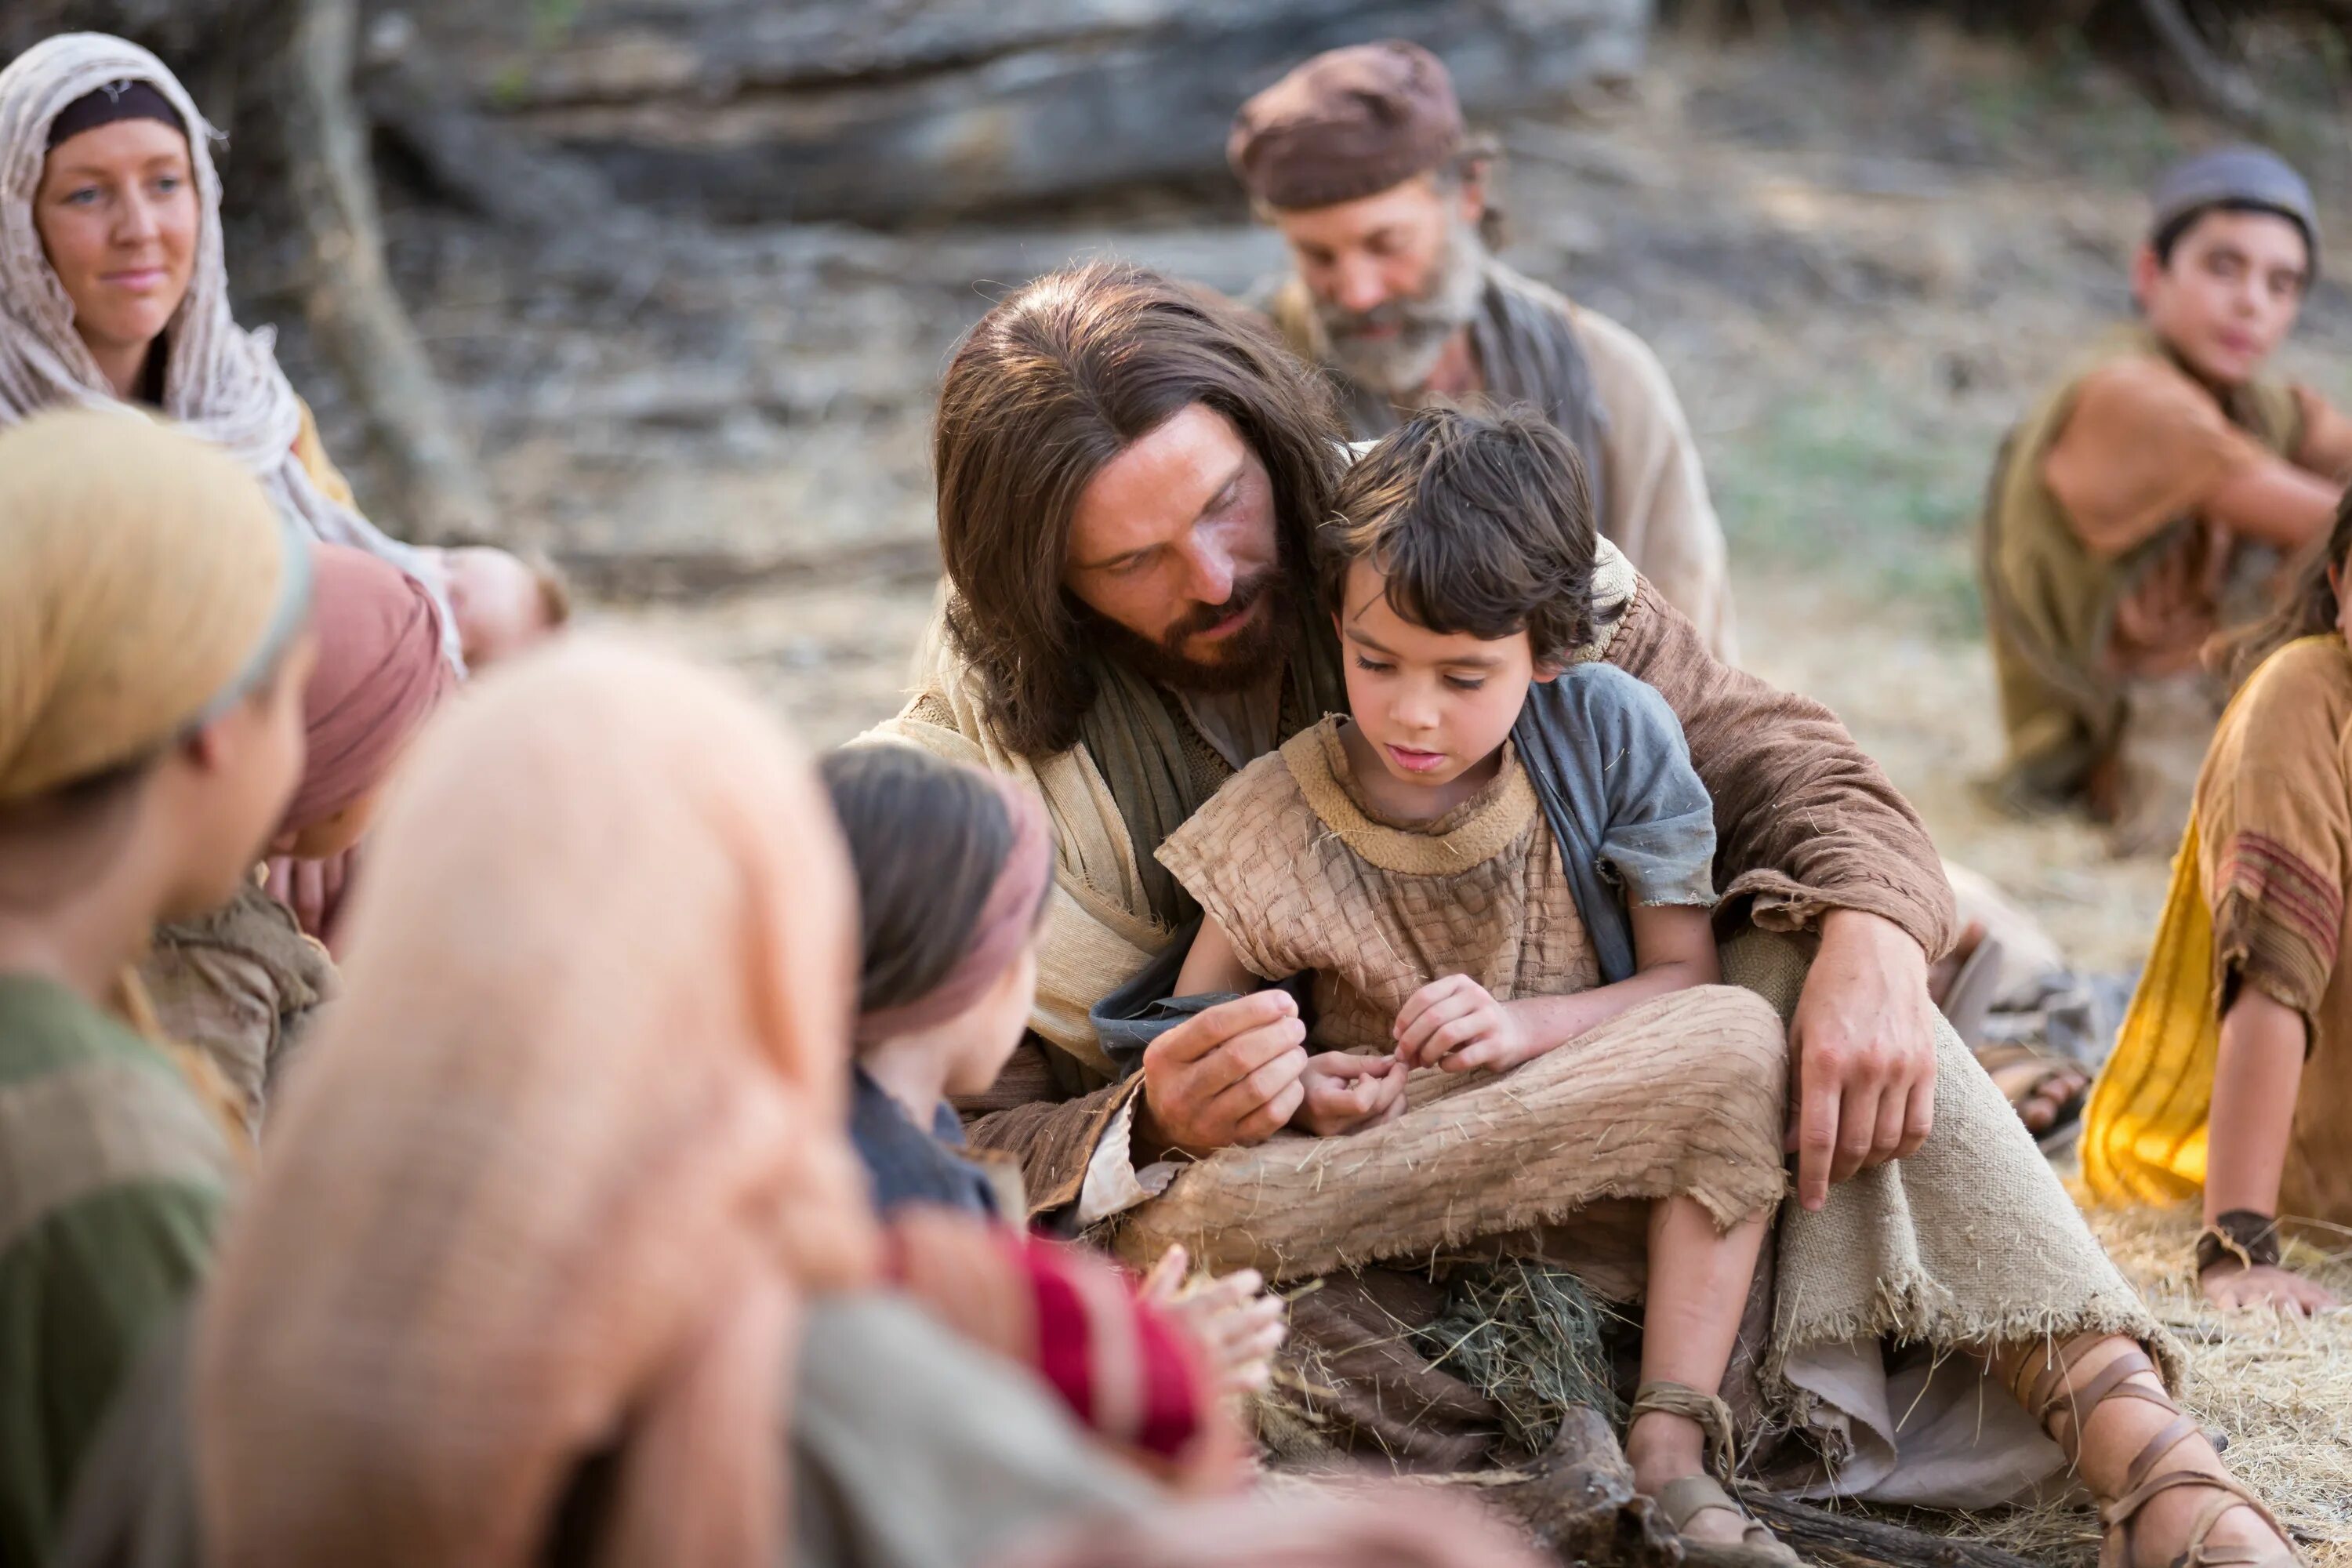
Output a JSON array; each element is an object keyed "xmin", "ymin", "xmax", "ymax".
[{"xmin": 2150, "ymin": 144, "xmax": 2319, "ymax": 276}]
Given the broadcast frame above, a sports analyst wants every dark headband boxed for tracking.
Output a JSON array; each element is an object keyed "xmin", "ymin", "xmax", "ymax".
[{"xmin": 46, "ymin": 80, "xmax": 186, "ymax": 151}]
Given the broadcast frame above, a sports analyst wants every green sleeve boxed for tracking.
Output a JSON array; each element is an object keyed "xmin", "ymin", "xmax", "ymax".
[{"xmin": 0, "ymin": 1180, "xmax": 220, "ymax": 1566}]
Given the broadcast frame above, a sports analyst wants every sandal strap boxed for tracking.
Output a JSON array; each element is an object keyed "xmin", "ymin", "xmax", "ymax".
[
  {"xmin": 2013, "ymin": 1335, "xmax": 2180, "ymax": 1452},
  {"xmin": 2121, "ymin": 1414, "xmax": 2208, "ymax": 1497},
  {"xmin": 1632, "ymin": 1379, "xmax": 1737, "ymax": 1478},
  {"xmin": 1653, "ymin": 1475, "xmax": 1801, "ymax": 1566},
  {"xmin": 1656, "ymin": 1474, "xmax": 1741, "ymax": 1533},
  {"xmin": 2013, "ymin": 1331, "xmax": 2111, "ymax": 1414},
  {"xmin": 2103, "ymin": 1463, "xmax": 2301, "ymax": 1568}
]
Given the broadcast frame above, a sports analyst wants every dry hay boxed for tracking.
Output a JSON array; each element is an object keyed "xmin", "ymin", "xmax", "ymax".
[
  {"xmin": 1249, "ymin": 1264, "xmax": 1628, "ymax": 1467},
  {"xmin": 1255, "ymin": 1209, "xmax": 2352, "ymax": 1566},
  {"xmin": 1412, "ymin": 1261, "xmax": 1628, "ymax": 1455},
  {"xmin": 1842, "ymin": 1196, "xmax": 2352, "ymax": 1567}
]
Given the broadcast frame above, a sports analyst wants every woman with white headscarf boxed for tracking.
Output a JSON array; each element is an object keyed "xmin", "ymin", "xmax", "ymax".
[{"xmin": 0, "ymin": 31, "xmax": 560, "ymax": 673}]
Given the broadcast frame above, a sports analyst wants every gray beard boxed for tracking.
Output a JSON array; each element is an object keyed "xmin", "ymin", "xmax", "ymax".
[{"xmin": 1313, "ymin": 222, "xmax": 1490, "ymax": 397}]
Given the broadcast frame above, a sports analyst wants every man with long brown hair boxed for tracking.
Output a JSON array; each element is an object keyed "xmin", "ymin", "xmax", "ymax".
[
  {"xmin": 882, "ymin": 260, "xmax": 1949, "ymax": 1213},
  {"xmin": 860, "ymin": 265, "xmax": 2309, "ymax": 1566}
]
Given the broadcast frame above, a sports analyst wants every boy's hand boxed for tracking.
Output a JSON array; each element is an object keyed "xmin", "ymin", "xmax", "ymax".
[
  {"xmin": 1393, "ymin": 975, "xmax": 1536, "ymax": 1073},
  {"xmin": 1293, "ymin": 1052, "xmax": 1408, "ymax": 1136}
]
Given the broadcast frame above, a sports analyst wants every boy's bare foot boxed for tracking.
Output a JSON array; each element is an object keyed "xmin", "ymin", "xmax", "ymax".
[{"xmin": 1140, "ymin": 1244, "xmax": 1287, "ymax": 1396}]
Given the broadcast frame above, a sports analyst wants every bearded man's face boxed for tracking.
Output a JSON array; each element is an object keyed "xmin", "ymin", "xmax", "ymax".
[
  {"xmin": 1276, "ymin": 172, "xmax": 1488, "ymax": 396},
  {"xmin": 1061, "ymin": 401, "xmax": 1292, "ymax": 692}
]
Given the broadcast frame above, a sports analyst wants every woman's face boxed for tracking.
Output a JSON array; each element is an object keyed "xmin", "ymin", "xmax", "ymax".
[{"xmin": 34, "ymin": 118, "xmax": 198, "ymax": 375}]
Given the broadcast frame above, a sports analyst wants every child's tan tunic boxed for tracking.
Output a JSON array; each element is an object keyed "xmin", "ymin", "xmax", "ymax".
[{"xmin": 1157, "ymin": 717, "xmax": 1602, "ymax": 1054}]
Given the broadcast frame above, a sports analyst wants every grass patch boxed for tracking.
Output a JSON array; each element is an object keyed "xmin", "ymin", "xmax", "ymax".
[{"xmin": 1710, "ymin": 390, "xmax": 1994, "ymax": 637}]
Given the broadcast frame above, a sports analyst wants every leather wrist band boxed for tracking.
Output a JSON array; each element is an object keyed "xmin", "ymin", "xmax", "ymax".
[{"xmin": 2194, "ymin": 1209, "xmax": 2282, "ymax": 1276}]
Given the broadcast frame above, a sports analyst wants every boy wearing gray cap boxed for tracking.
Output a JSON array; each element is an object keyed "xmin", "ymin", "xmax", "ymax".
[{"xmin": 1982, "ymin": 144, "xmax": 2352, "ymax": 831}]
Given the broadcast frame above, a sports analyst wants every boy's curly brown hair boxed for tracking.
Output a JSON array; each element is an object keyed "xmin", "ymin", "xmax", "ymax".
[{"xmin": 1316, "ymin": 405, "xmax": 1595, "ymax": 664}]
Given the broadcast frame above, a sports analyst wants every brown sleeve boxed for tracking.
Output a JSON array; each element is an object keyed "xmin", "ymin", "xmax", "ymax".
[
  {"xmin": 2292, "ymin": 383, "xmax": 2352, "ymax": 483},
  {"xmin": 1605, "ymin": 584, "xmax": 1958, "ymax": 959},
  {"xmin": 954, "ymin": 1037, "xmax": 1145, "ymax": 1221},
  {"xmin": 2195, "ymin": 645, "xmax": 2352, "ymax": 1034},
  {"xmin": 2042, "ymin": 359, "xmax": 2270, "ymax": 559},
  {"xmin": 139, "ymin": 943, "xmax": 280, "ymax": 1136}
]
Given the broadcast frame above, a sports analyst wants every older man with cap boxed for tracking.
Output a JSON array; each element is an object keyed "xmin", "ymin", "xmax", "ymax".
[
  {"xmin": 1982, "ymin": 144, "xmax": 2352, "ymax": 840},
  {"xmin": 1231, "ymin": 40, "xmax": 1739, "ymax": 660}
]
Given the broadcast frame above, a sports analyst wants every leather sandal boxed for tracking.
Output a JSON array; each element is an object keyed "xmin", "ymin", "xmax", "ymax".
[
  {"xmin": 1628, "ymin": 1380, "xmax": 1800, "ymax": 1566},
  {"xmin": 2011, "ymin": 1334, "xmax": 2303, "ymax": 1568}
]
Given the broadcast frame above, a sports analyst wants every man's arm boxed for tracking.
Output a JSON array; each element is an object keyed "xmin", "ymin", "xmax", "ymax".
[
  {"xmin": 2046, "ymin": 358, "xmax": 2336, "ymax": 558},
  {"xmin": 2204, "ymin": 457, "xmax": 2340, "ymax": 550},
  {"xmin": 960, "ymin": 991, "xmax": 1311, "ymax": 1225},
  {"xmin": 958, "ymin": 1040, "xmax": 1147, "ymax": 1222}
]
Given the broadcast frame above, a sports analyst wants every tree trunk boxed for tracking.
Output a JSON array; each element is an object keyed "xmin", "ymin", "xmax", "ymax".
[{"xmin": 277, "ymin": 0, "xmax": 492, "ymax": 543}]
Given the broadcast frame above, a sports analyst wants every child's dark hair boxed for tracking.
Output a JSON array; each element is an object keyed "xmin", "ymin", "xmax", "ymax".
[
  {"xmin": 2214, "ymin": 488, "xmax": 2352, "ymax": 688},
  {"xmin": 1316, "ymin": 405, "xmax": 1595, "ymax": 663},
  {"xmin": 820, "ymin": 745, "xmax": 1027, "ymax": 1017},
  {"xmin": 2152, "ymin": 200, "xmax": 2314, "ymax": 280}
]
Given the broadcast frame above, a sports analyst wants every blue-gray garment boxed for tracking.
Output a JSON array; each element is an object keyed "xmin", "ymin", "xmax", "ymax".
[
  {"xmin": 848, "ymin": 1068, "xmax": 999, "ymax": 1218},
  {"xmin": 1512, "ymin": 661, "xmax": 1716, "ymax": 985},
  {"xmin": 1091, "ymin": 662, "xmax": 1715, "ymax": 1076}
]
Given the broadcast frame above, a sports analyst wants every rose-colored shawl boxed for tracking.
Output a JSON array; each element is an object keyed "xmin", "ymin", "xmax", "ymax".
[
  {"xmin": 191, "ymin": 637, "xmax": 880, "ymax": 1568},
  {"xmin": 281, "ymin": 543, "xmax": 455, "ymax": 832}
]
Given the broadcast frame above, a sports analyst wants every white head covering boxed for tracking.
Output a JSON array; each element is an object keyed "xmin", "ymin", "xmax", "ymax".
[{"xmin": 0, "ymin": 32, "xmax": 460, "ymax": 668}]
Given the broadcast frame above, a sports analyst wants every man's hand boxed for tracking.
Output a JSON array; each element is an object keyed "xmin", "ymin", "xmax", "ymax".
[
  {"xmin": 1787, "ymin": 909, "xmax": 1937, "ymax": 1211},
  {"xmin": 1294, "ymin": 1052, "xmax": 1408, "ymax": 1137},
  {"xmin": 1134, "ymin": 990, "xmax": 1309, "ymax": 1159},
  {"xmin": 1393, "ymin": 975, "xmax": 1534, "ymax": 1073}
]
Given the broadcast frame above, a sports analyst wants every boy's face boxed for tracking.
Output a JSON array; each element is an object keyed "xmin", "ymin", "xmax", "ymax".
[
  {"xmin": 1338, "ymin": 557, "xmax": 1539, "ymax": 790},
  {"xmin": 2133, "ymin": 208, "xmax": 2310, "ymax": 389}
]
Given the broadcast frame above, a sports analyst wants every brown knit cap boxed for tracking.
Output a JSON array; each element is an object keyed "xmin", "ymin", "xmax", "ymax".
[{"xmin": 1229, "ymin": 41, "xmax": 1463, "ymax": 212}]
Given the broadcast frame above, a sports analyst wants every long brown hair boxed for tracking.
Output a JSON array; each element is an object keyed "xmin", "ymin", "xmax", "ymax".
[
  {"xmin": 819, "ymin": 746, "xmax": 1016, "ymax": 1019},
  {"xmin": 2218, "ymin": 491, "xmax": 2352, "ymax": 688},
  {"xmin": 933, "ymin": 260, "xmax": 1346, "ymax": 757}
]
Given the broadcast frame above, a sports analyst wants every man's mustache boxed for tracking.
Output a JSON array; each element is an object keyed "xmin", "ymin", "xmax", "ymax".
[
  {"xmin": 1323, "ymin": 296, "xmax": 1458, "ymax": 343},
  {"xmin": 1161, "ymin": 568, "xmax": 1274, "ymax": 648}
]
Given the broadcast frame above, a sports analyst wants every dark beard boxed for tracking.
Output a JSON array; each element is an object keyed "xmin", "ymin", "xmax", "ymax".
[{"xmin": 1080, "ymin": 566, "xmax": 1296, "ymax": 695}]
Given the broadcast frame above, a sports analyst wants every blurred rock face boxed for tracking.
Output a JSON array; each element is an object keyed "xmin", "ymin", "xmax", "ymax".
[{"xmin": 387, "ymin": 0, "xmax": 1653, "ymax": 224}]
